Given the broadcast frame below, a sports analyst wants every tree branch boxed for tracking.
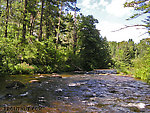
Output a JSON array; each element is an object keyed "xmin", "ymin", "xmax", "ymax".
[
  {"xmin": 138, "ymin": 32, "xmax": 148, "ymax": 37},
  {"xmin": 112, "ymin": 25, "xmax": 146, "ymax": 32}
]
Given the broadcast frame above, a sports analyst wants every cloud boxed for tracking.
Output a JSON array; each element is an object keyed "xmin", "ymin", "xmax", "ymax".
[
  {"xmin": 77, "ymin": 0, "xmax": 101, "ymax": 15},
  {"xmin": 99, "ymin": 0, "xmax": 109, "ymax": 7},
  {"xmin": 78, "ymin": 0, "xmax": 133, "ymax": 17},
  {"xmin": 79, "ymin": 0, "xmax": 109, "ymax": 9},
  {"xmin": 77, "ymin": 0, "xmax": 149, "ymax": 43},
  {"xmin": 96, "ymin": 21, "xmax": 149, "ymax": 43},
  {"xmin": 80, "ymin": 0, "xmax": 91, "ymax": 8},
  {"xmin": 78, "ymin": 0, "xmax": 100, "ymax": 10},
  {"xmin": 106, "ymin": 0, "xmax": 133, "ymax": 17}
]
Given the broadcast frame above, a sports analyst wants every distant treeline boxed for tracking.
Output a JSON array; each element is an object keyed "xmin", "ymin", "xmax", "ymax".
[{"xmin": 109, "ymin": 38, "xmax": 150, "ymax": 83}]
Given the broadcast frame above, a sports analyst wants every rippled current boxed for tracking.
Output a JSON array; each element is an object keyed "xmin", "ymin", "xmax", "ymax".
[{"xmin": 0, "ymin": 73, "xmax": 150, "ymax": 113}]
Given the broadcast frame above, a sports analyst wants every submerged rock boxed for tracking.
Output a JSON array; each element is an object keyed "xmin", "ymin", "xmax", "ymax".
[
  {"xmin": 83, "ymin": 92, "xmax": 96, "ymax": 97},
  {"xmin": 68, "ymin": 83, "xmax": 80, "ymax": 87},
  {"xmin": 128, "ymin": 103, "xmax": 146, "ymax": 109},
  {"xmin": 68, "ymin": 81, "xmax": 87, "ymax": 87},
  {"xmin": 20, "ymin": 92, "xmax": 29, "ymax": 97},
  {"xmin": 6, "ymin": 81, "xmax": 25, "ymax": 89},
  {"xmin": 4, "ymin": 93, "xmax": 13, "ymax": 99},
  {"xmin": 55, "ymin": 88, "xmax": 63, "ymax": 92},
  {"xmin": 87, "ymin": 102, "xmax": 98, "ymax": 106}
]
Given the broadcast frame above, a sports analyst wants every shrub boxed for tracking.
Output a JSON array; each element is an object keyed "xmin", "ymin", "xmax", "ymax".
[{"xmin": 14, "ymin": 62, "xmax": 37, "ymax": 74}]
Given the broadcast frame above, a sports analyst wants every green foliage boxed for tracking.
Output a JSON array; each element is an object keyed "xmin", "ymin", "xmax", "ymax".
[
  {"xmin": 109, "ymin": 38, "xmax": 150, "ymax": 83},
  {"xmin": 77, "ymin": 15, "xmax": 112, "ymax": 70},
  {"xmin": 14, "ymin": 62, "xmax": 38, "ymax": 74},
  {"xmin": 132, "ymin": 40, "xmax": 150, "ymax": 83},
  {"xmin": 109, "ymin": 39, "xmax": 136, "ymax": 74},
  {"xmin": 0, "ymin": 0, "xmax": 112, "ymax": 75},
  {"xmin": 124, "ymin": 0, "xmax": 150, "ymax": 19},
  {"xmin": 124, "ymin": 0, "xmax": 150, "ymax": 34}
]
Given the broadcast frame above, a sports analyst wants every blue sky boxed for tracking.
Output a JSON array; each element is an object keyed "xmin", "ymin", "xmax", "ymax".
[{"xmin": 77, "ymin": 0, "xmax": 149, "ymax": 43}]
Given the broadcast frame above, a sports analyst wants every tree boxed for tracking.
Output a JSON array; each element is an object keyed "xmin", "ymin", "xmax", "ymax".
[
  {"xmin": 124, "ymin": 0, "xmax": 150, "ymax": 34},
  {"xmin": 0, "ymin": 0, "xmax": 113, "ymax": 75},
  {"xmin": 56, "ymin": 0, "xmax": 64, "ymax": 48},
  {"xmin": 78, "ymin": 15, "xmax": 112, "ymax": 70},
  {"xmin": 28, "ymin": 0, "xmax": 38, "ymax": 36},
  {"xmin": 22, "ymin": 0, "xmax": 28, "ymax": 43},
  {"xmin": 39, "ymin": 0, "xmax": 44, "ymax": 41},
  {"xmin": 73, "ymin": 0, "xmax": 77, "ymax": 54},
  {"xmin": 142, "ymin": 16, "xmax": 150, "ymax": 34},
  {"xmin": 5, "ymin": 0, "xmax": 9, "ymax": 38},
  {"xmin": 132, "ymin": 38, "xmax": 150, "ymax": 82}
]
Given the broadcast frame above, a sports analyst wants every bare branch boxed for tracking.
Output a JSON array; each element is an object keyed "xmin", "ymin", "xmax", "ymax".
[
  {"xmin": 112, "ymin": 25, "xmax": 146, "ymax": 32},
  {"xmin": 138, "ymin": 32, "xmax": 148, "ymax": 37}
]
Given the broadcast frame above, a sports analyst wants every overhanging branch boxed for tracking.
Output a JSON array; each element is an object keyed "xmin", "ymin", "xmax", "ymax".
[{"xmin": 112, "ymin": 25, "xmax": 146, "ymax": 32}]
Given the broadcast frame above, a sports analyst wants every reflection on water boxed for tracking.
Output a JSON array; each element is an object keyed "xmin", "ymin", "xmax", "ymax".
[{"xmin": 0, "ymin": 73, "xmax": 150, "ymax": 113}]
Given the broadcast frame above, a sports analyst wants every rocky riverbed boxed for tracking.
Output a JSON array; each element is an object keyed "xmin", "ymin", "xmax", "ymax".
[{"xmin": 0, "ymin": 74, "xmax": 150, "ymax": 113}]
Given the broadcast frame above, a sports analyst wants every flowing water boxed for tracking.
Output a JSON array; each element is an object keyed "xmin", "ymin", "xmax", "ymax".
[{"xmin": 0, "ymin": 73, "xmax": 150, "ymax": 113}]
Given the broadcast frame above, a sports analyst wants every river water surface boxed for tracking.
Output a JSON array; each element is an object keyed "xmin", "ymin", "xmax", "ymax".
[{"xmin": 0, "ymin": 73, "xmax": 150, "ymax": 113}]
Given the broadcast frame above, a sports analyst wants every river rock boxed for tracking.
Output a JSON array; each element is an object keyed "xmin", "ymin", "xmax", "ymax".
[
  {"xmin": 6, "ymin": 81, "xmax": 25, "ymax": 89},
  {"xmin": 83, "ymin": 91, "xmax": 96, "ymax": 97},
  {"xmin": 128, "ymin": 103, "xmax": 146, "ymax": 109},
  {"xmin": 29, "ymin": 80, "xmax": 41, "ymax": 83},
  {"xmin": 68, "ymin": 83, "xmax": 80, "ymax": 87},
  {"xmin": 87, "ymin": 102, "xmax": 98, "ymax": 106},
  {"xmin": 51, "ymin": 74, "xmax": 62, "ymax": 78},
  {"xmin": 55, "ymin": 88, "xmax": 63, "ymax": 92},
  {"xmin": 4, "ymin": 93, "xmax": 13, "ymax": 99}
]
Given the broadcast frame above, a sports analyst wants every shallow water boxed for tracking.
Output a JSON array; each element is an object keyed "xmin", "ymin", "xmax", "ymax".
[{"xmin": 0, "ymin": 73, "xmax": 150, "ymax": 113}]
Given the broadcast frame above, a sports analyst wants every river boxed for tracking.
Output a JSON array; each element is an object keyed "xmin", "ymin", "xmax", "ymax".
[{"xmin": 0, "ymin": 73, "xmax": 150, "ymax": 113}]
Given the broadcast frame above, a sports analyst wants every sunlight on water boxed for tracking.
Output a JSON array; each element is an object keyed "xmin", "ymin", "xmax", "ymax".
[{"xmin": 0, "ymin": 74, "xmax": 150, "ymax": 113}]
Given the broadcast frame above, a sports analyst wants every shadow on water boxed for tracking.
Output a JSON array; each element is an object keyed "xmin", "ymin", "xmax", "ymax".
[
  {"xmin": 0, "ymin": 73, "xmax": 150, "ymax": 112},
  {"xmin": 0, "ymin": 74, "xmax": 87, "ymax": 112}
]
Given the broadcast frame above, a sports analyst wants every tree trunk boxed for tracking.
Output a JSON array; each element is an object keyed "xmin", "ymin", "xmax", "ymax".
[
  {"xmin": 46, "ymin": 20, "xmax": 51, "ymax": 39},
  {"xmin": 22, "ymin": 0, "xmax": 27, "ymax": 43},
  {"xmin": 30, "ymin": 14, "xmax": 35, "ymax": 36},
  {"xmin": 5, "ymin": 0, "xmax": 9, "ymax": 38},
  {"xmin": 45, "ymin": 1, "xmax": 51, "ymax": 39},
  {"xmin": 39, "ymin": 0, "xmax": 44, "ymax": 41},
  {"xmin": 56, "ymin": 1, "xmax": 63, "ymax": 48},
  {"xmin": 73, "ymin": 0, "xmax": 77, "ymax": 54}
]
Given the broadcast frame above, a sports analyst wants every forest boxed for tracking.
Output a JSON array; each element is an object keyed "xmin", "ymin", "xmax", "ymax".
[
  {"xmin": 109, "ymin": 38, "xmax": 150, "ymax": 83},
  {"xmin": 0, "ymin": 0, "xmax": 149, "ymax": 83},
  {"xmin": 0, "ymin": 0, "xmax": 112, "ymax": 74}
]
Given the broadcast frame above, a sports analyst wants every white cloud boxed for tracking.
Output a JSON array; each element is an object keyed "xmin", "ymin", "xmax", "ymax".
[
  {"xmin": 80, "ymin": 0, "xmax": 91, "ymax": 8},
  {"xmin": 78, "ymin": 0, "xmax": 99, "ymax": 10},
  {"xmin": 78, "ymin": 0, "xmax": 133, "ymax": 17},
  {"xmin": 99, "ymin": 0, "xmax": 109, "ymax": 7},
  {"xmin": 106, "ymin": 0, "xmax": 133, "ymax": 17},
  {"xmin": 97, "ymin": 21, "xmax": 149, "ymax": 43},
  {"xmin": 77, "ymin": 0, "xmax": 149, "ymax": 43}
]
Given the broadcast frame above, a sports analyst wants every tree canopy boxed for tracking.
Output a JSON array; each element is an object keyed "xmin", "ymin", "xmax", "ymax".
[
  {"xmin": 124, "ymin": 0, "xmax": 150, "ymax": 34},
  {"xmin": 0, "ymin": 0, "xmax": 112, "ymax": 74}
]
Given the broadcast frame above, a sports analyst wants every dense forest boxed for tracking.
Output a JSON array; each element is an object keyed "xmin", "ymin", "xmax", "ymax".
[
  {"xmin": 0, "ymin": 0, "xmax": 112, "ymax": 75},
  {"xmin": 111, "ymin": 0, "xmax": 150, "ymax": 83},
  {"xmin": 109, "ymin": 38, "xmax": 150, "ymax": 83},
  {"xmin": 0, "ymin": 0, "xmax": 149, "ymax": 83}
]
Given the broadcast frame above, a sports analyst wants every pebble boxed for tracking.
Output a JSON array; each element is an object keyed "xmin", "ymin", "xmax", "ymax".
[{"xmin": 20, "ymin": 92, "xmax": 29, "ymax": 97}]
